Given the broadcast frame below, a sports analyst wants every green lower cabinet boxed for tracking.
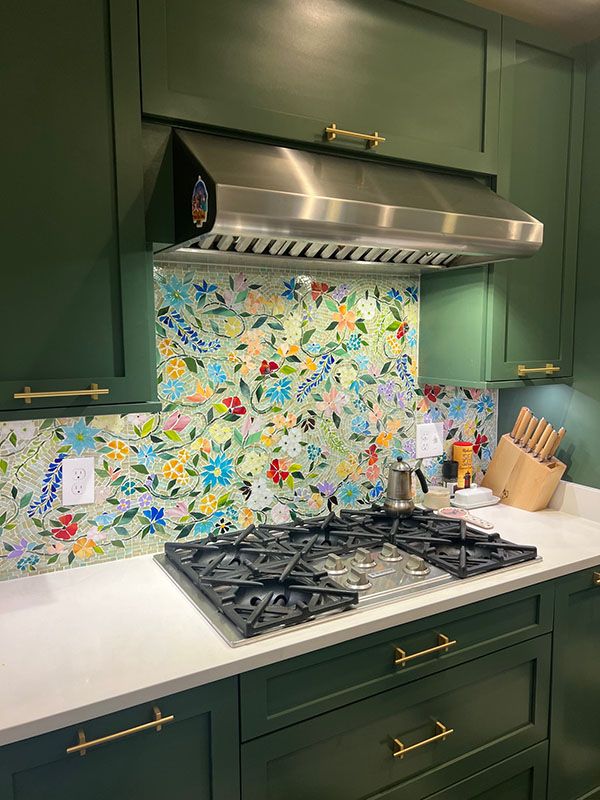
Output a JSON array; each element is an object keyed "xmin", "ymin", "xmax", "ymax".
[
  {"xmin": 139, "ymin": 0, "xmax": 500, "ymax": 173},
  {"xmin": 0, "ymin": 679, "xmax": 239, "ymax": 800},
  {"xmin": 419, "ymin": 22, "xmax": 584, "ymax": 390},
  {"xmin": 0, "ymin": 0, "xmax": 158, "ymax": 420},
  {"xmin": 241, "ymin": 637, "xmax": 550, "ymax": 800},
  {"xmin": 548, "ymin": 566, "xmax": 600, "ymax": 800}
]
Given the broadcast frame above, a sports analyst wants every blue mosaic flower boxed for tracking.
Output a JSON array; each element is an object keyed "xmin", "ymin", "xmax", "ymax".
[
  {"xmin": 476, "ymin": 393, "xmax": 495, "ymax": 415},
  {"xmin": 369, "ymin": 480, "xmax": 385, "ymax": 500},
  {"xmin": 202, "ymin": 452, "xmax": 234, "ymax": 490},
  {"xmin": 407, "ymin": 327, "xmax": 417, "ymax": 347},
  {"xmin": 137, "ymin": 445, "xmax": 156, "ymax": 469},
  {"xmin": 194, "ymin": 279, "xmax": 217, "ymax": 301},
  {"xmin": 387, "ymin": 288, "xmax": 403, "ymax": 301},
  {"xmin": 405, "ymin": 286, "xmax": 419, "ymax": 303},
  {"xmin": 163, "ymin": 276, "xmax": 190, "ymax": 308},
  {"xmin": 307, "ymin": 444, "xmax": 321, "ymax": 461},
  {"xmin": 305, "ymin": 343, "xmax": 322, "ymax": 355},
  {"xmin": 355, "ymin": 353, "xmax": 370, "ymax": 370},
  {"xmin": 265, "ymin": 377, "xmax": 293, "ymax": 406},
  {"xmin": 17, "ymin": 553, "xmax": 40, "ymax": 571},
  {"xmin": 121, "ymin": 480, "xmax": 136, "ymax": 496},
  {"xmin": 347, "ymin": 333, "xmax": 361, "ymax": 351},
  {"xmin": 339, "ymin": 481, "xmax": 361, "ymax": 504},
  {"xmin": 162, "ymin": 379, "xmax": 185, "ymax": 401},
  {"xmin": 282, "ymin": 278, "xmax": 297, "ymax": 300},
  {"xmin": 63, "ymin": 419, "xmax": 99, "ymax": 455},
  {"xmin": 447, "ymin": 396, "xmax": 468, "ymax": 422},
  {"xmin": 207, "ymin": 363, "xmax": 227, "ymax": 385},
  {"xmin": 351, "ymin": 416, "xmax": 369, "ymax": 435},
  {"xmin": 142, "ymin": 506, "xmax": 165, "ymax": 534},
  {"xmin": 96, "ymin": 511, "xmax": 117, "ymax": 528}
]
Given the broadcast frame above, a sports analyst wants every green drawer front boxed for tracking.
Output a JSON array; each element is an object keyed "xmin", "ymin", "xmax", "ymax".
[
  {"xmin": 241, "ymin": 637, "xmax": 550, "ymax": 800},
  {"xmin": 241, "ymin": 583, "xmax": 553, "ymax": 739}
]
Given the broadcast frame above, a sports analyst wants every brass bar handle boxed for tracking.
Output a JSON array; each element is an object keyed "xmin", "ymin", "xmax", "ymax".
[
  {"xmin": 593, "ymin": 572, "xmax": 600, "ymax": 586},
  {"xmin": 324, "ymin": 122, "xmax": 386, "ymax": 149},
  {"xmin": 66, "ymin": 706, "xmax": 174, "ymax": 756},
  {"xmin": 394, "ymin": 633, "xmax": 457, "ymax": 667},
  {"xmin": 14, "ymin": 383, "xmax": 109, "ymax": 404},
  {"xmin": 393, "ymin": 720, "xmax": 454, "ymax": 759},
  {"xmin": 517, "ymin": 363, "xmax": 560, "ymax": 378}
]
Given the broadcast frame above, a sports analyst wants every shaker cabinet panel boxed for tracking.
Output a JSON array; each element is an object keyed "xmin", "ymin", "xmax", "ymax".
[
  {"xmin": 139, "ymin": 0, "xmax": 500, "ymax": 172},
  {"xmin": 548, "ymin": 567, "xmax": 600, "ymax": 800},
  {"xmin": 0, "ymin": 679, "xmax": 239, "ymax": 800},
  {"xmin": 0, "ymin": 0, "xmax": 158, "ymax": 420}
]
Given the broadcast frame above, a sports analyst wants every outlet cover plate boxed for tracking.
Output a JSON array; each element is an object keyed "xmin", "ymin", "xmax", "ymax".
[
  {"xmin": 62, "ymin": 457, "xmax": 95, "ymax": 505},
  {"xmin": 416, "ymin": 422, "xmax": 444, "ymax": 459}
]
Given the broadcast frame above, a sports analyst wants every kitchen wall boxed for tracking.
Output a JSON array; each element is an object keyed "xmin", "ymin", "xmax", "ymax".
[
  {"xmin": 498, "ymin": 39, "xmax": 600, "ymax": 490},
  {"xmin": 0, "ymin": 261, "xmax": 497, "ymax": 580}
]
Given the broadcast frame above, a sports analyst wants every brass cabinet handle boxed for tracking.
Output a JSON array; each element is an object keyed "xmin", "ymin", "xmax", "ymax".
[
  {"xmin": 324, "ymin": 122, "xmax": 386, "ymax": 149},
  {"xmin": 14, "ymin": 384, "xmax": 109, "ymax": 404},
  {"xmin": 393, "ymin": 720, "xmax": 454, "ymax": 759},
  {"xmin": 517, "ymin": 363, "xmax": 560, "ymax": 378},
  {"xmin": 66, "ymin": 706, "xmax": 174, "ymax": 756},
  {"xmin": 593, "ymin": 572, "xmax": 600, "ymax": 586},
  {"xmin": 394, "ymin": 633, "xmax": 457, "ymax": 667}
]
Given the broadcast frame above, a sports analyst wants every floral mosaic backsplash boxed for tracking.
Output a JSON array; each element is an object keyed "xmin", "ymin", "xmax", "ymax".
[{"xmin": 0, "ymin": 262, "xmax": 496, "ymax": 580}]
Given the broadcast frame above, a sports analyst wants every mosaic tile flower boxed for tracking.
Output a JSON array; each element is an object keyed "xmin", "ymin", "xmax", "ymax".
[{"xmin": 0, "ymin": 264, "xmax": 496, "ymax": 580}]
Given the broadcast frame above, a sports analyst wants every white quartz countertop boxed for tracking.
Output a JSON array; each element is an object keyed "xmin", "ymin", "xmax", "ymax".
[{"xmin": 2, "ymin": 489, "xmax": 600, "ymax": 747}]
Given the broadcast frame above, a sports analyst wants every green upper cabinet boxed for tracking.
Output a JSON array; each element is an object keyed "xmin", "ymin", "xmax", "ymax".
[
  {"xmin": 420, "ymin": 21, "xmax": 585, "ymax": 389},
  {"xmin": 0, "ymin": 0, "xmax": 159, "ymax": 420},
  {"xmin": 548, "ymin": 566, "xmax": 600, "ymax": 800},
  {"xmin": 139, "ymin": 0, "xmax": 501, "ymax": 173}
]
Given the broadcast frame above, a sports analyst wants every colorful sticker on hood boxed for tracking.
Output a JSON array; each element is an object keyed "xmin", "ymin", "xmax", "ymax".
[{"xmin": 192, "ymin": 176, "xmax": 208, "ymax": 228}]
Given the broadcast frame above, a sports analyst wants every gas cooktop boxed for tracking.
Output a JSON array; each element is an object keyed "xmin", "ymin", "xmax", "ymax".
[{"xmin": 155, "ymin": 506, "xmax": 538, "ymax": 646}]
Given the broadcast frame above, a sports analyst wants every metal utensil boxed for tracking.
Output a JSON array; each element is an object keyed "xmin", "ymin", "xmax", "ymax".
[{"xmin": 384, "ymin": 458, "xmax": 428, "ymax": 517}]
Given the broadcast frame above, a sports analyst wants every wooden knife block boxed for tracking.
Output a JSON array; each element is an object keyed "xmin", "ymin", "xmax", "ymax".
[{"xmin": 481, "ymin": 434, "xmax": 566, "ymax": 512}]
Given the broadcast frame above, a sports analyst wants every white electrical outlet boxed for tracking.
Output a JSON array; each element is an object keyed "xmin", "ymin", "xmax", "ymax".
[
  {"xmin": 416, "ymin": 422, "xmax": 444, "ymax": 459},
  {"xmin": 62, "ymin": 457, "xmax": 95, "ymax": 505}
]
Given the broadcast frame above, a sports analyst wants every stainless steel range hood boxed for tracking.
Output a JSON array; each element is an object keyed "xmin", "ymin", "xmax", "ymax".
[{"xmin": 163, "ymin": 129, "xmax": 543, "ymax": 272}]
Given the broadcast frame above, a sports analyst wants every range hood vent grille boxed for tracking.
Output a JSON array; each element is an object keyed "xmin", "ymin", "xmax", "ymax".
[{"xmin": 190, "ymin": 233, "xmax": 457, "ymax": 268}]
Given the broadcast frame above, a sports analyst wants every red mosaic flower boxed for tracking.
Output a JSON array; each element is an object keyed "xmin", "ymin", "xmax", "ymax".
[
  {"xmin": 366, "ymin": 443, "xmax": 378, "ymax": 465},
  {"xmin": 266, "ymin": 458, "xmax": 290, "ymax": 484},
  {"xmin": 396, "ymin": 322, "xmax": 409, "ymax": 339},
  {"xmin": 223, "ymin": 395, "xmax": 246, "ymax": 416},
  {"xmin": 424, "ymin": 384, "xmax": 441, "ymax": 403},
  {"xmin": 259, "ymin": 360, "xmax": 279, "ymax": 375},
  {"xmin": 473, "ymin": 433, "xmax": 489, "ymax": 455},
  {"xmin": 51, "ymin": 513, "xmax": 78, "ymax": 541},
  {"xmin": 311, "ymin": 281, "xmax": 329, "ymax": 300}
]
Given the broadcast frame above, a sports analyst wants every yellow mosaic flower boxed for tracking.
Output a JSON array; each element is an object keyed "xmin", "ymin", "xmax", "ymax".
[
  {"xmin": 239, "ymin": 507, "xmax": 254, "ymax": 527},
  {"xmin": 191, "ymin": 436, "xmax": 211, "ymax": 454},
  {"xmin": 163, "ymin": 458, "xmax": 186, "ymax": 482},
  {"xmin": 158, "ymin": 338, "xmax": 175, "ymax": 357},
  {"xmin": 304, "ymin": 356, "xmax": 317, "ymax": 372},
  {"xmin": 386, "ymin": 333, "xmax": 403, "ymax": 355},
  {"xmin": 463, "ymin": 419, "xmax": 477, "ymax": 440},
  {"xmin": 107, "ymin": 440, "xmax": 129, "ymax": 461},
  {"xmin": 388, "ymin": 419, "xmax": 403, "ymax": 434},
  {"xmin": 186, "ymin": 382, "xmax": 213, "ymax": 403},
  {"xmin": 260, "ymin": 426, "xmax": 279, "ymax": 447},
  {"xmin": 166, "ymin": 357, "xmax": 186, "ymax": 379},
  {"xmin": 210, "ymin": 420, "xmax": 232, "ymax": 444},
  {"xmin": 376, "ymin": 431, "xmax": 393, "ymax": 447},
  {"xmin": 177, "ymin": 448, "xmax": 190, "ymax": 464},
  {"xmin": 199, "ymin": 493, "xmax": 218, "ymax": 515},
  {"xmin": 73, "ymin": 538, "xmax": 97, "ymax": 560},
  {"xmin": 277, "ymin": 342, "xmax": 300, "ymax": 358},
  {"xmin": 224, "ymin": 318, "xmax": 243, "ymax": 337},
  {"xmin": 309, "ymin": 493, "xmax": 324, "ymax": 510},
  {"xmin": 241, "ymin": 450, "xmax": 268, "ymax": 476},
  {"xmin": 336, "ymin": 460, "xmax": 352, "ymax": 479},
  {"xmin": 273, "ymin": 412, "xmax": 297, "ymax": 430}
]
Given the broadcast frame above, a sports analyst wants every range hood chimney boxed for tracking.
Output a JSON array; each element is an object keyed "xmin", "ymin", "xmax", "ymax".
[{"xmin": 160, "ymin": 129, "xmax": 543, "ymax": 273}]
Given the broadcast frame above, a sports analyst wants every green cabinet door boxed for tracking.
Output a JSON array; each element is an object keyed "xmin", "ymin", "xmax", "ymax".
[
  {"xmin": 419, "ymin": 22, "xmax": 585, "ymax": 389},
  {"xmin": 139, "ymin": 0, "xmax": 500, "ymax": 173},
  {"xmin": 0, "ymin": 679, "xmax": 239, "ymax": 800},
  {"xmin": 548, "ymin": 566, "xmax": 600, "ymax": 800},
  {"xmin": 0, "ymin": 0, "xmax": 159, "ymax": 421},
  {"xmin": 241, "ymin": 637, "xmax": 550, "ymax": 800}
]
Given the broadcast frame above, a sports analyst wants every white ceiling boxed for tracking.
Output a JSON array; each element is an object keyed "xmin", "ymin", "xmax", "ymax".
[{"xmin": 469, "ymin": 0, "xmax": 600, "ymax": 42}]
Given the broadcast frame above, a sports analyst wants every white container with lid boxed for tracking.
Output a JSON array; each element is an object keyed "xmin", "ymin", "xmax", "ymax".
[{"xmin": 451, "ymin": 486, "xmax": 500, "ymax": 510}]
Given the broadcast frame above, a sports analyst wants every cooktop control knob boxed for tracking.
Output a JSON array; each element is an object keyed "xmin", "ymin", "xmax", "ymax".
[
  {"xmin": 346, "ymin": 567, "xmax": 372, "ymax": 591},
  {"xmin": 352, "ymin": 547, "xmax": 377, "ymax": 569},
  {"xmin": 324, "ymin": 554, "xmax": 347, "ymax": 575},
  {"xmin": 379, "ymin": 543, "xmax": 403, "ymax": 563},
  {"xmin": 403, "ymin": 555, "xmax": 430, "ymax": 576}
]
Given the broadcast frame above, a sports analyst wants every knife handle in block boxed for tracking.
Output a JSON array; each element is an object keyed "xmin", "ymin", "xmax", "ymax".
[
  {"xmin": 527, "ymin": 417, "xmax": 546, "ymax": 451},
  {"xmin": 534, "ymin": 424, "xmax": 553, "ymax": 457},
  {"xmin": 514, "ymin": 409, "xmax": 532, "ymax": 443},
  {"xmin": 511, "ymin": 406, "xmax": 529, "ymax": 439},
  {"xmin": 539, "ymin": 430, "xmax": 558, "ymax": 461},
  {"xmin": 520, "ymin": 416, "xmax": 538, "ymax": 447},
  {"xmin": 548, "ymin": 427, "xmax": 566, "ymax": 459}
]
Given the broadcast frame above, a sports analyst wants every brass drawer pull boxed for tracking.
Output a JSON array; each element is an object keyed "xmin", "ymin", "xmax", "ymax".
[
  {"xmin": 394, "ymin": 633, "xmax": 457, "ymax": 667},
  {"xmin": 14, "ymin": 384, "xmax": 109, "ymax": 404},
  {"xmin": 393, "ymin": 720, "xmax": 454, "ymax": 759},
  {"xmin": 517, "ymin": 363, "xmax": 560, "ymax": 378},
  {"xmin": 324, "ymin": 122, "xmax": 385, "ymax": 149},
  {"xmin": 66, "ymin": 706, "xmax": 174, "ymax": 756},
  {"xmin": 593, "ymin": 572, "xmax": 600, "ymax": 586}
]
